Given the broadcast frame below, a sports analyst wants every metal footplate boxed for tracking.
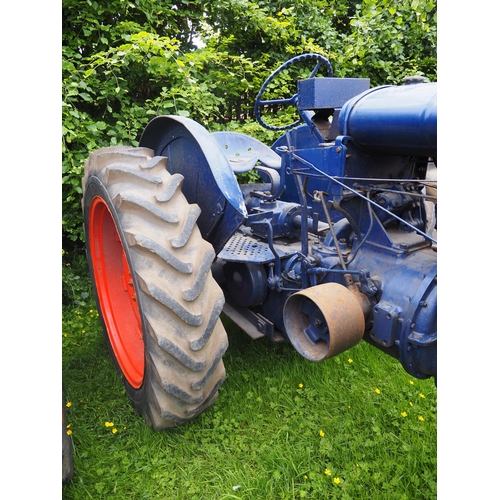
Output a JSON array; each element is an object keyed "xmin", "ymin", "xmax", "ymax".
[{"xmin": 218, "ymin": 229, "xmax": 301, "ymax": 264}]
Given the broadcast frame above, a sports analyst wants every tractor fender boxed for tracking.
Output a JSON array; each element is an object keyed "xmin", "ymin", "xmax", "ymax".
[{"xmin": 139, "ymin": 115, "xmax": 247, "ymax": 254}]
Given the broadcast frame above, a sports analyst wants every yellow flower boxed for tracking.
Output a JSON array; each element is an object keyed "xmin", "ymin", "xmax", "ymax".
[
  {"xmin": 89, "ymin": 309, "xmax": 93, "ymax": 313},
  {"xmin": 112, "ymin": 428, "xmax": 117, "ymax": 434},
  {"xmin": 304, "ymin": 475, "xmax": 308, "ymax": 479},
  {"xmin": 66, "ymin": 424, "xmax": 71, "ymax": 429},
  {"xmin": 66, "ymin": 430, "xmax": 72, "ymax": 435},
  {"xmin": 409, "ymin": 402, "xmax": 413, "ymax": 406},
  {"xmin": 409, "ymin": 380, "xmax": 414, "ymax": 385},
  {"xmin": 333, "ymin": 477, "xmax": 341, "ymax": 484},
  {"xmin": 348, "ymin": 359, "xmax": 353, "ymax": 363},
  {"xmin": 324, "ymin": 469, "xmax": 332, "ymax": 476},
  {"xmin": 105, "ymin": 421, "xmax": 114, "ymax": 427},
  {"xmin": 298, "ymin": 383, "xmax": 303, "ymax": 388},
  {"xmin": 418, "ymin": 416, "xmax": 424, "ymax": 422},
  {"xmin": 401, "ymin": 412, "xmax": 408, "ymax": 417},
  {"xmin": 66, "ymin": 402, "xmax": 72, "ymax": 408},
  {"xmin": 319, "ymin": 430, "xmax": 325, "ymax": 437},
  {"xmin": 81, "ymin": 329, "xmax": 85, "ymax": 333},
  {"xmin": 419, "ymin": 393, "xmax": 425, "ymax": 399},
  {"xmin": 375, "ymin": 388, "xmax": 381, "ymax": 394}
]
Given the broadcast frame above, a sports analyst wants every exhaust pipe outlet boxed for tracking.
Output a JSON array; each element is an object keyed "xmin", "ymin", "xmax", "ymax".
[{"xmin": 283, "ymin": 283, "xmax": 366, "ymax": 362}]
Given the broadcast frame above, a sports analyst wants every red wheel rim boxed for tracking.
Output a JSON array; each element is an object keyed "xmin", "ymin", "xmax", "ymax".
[{"xmin": 88, "ymin": 196, "xmax": 144, "ymax": 388}]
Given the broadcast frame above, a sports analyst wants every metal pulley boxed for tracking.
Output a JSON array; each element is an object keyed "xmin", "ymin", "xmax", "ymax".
[{"xmin": 283, "ymin": 282, "xmax": 366, "ymax": 361}]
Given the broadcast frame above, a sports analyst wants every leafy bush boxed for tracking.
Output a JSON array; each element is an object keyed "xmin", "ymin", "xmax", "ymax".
[
  {"xmin": 62, "ymin": 249, "xmax": 93, "ymax": 307},
  {"xmin": 62, "ymin": 0, "xmax": 437, "ymax": 248}
]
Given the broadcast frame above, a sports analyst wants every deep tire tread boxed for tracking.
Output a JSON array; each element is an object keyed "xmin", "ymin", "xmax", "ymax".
[
  {"xmin": 183, "ymin": 247, "xmax": 216, "ymax": 301},
  {"xmin": 191, "ymin": 295, "xmax": 225, "ymax": 351},
  {"xmin": 156, "ymin": 173, "xmax": 185, "ymax": 203},
  {"xmin": 191, "ymin": 337, "xmax": 228, "ymax": 390},
  {"xmin": 170, "ymin": 205, "xmax": 202, "ymax": 248},
  {"xmin": 114, "ymin": 193, "xmax": 179, "ymax": 224},
  {"xmin": 136, "ymin": 274, "xmax": 204, "ymax": 326},
  {"xmin": 104, "ymin": 165, "xmax": 163, "ymax": 186},
  {"xmin": 124, "ymin": 232, "xmax": 193, "ymax": 274},
  {"xmin": 83, "ymin": 146, "xmax": 228, "ymax": 429},
  {"xmin": 139, "ymin": 156, "xmax": 169, "ymax": 171}
]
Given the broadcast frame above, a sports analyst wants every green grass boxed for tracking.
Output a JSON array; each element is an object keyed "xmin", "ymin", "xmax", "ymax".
[{"xmin": 62, "ymin": 293, "xmax": 436, "ymax": 499}]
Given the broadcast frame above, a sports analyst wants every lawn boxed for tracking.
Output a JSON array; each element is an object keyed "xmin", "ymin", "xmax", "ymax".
[{"xmin": 62, "ymin": 287, "xmax": 437, "ymax": 499}]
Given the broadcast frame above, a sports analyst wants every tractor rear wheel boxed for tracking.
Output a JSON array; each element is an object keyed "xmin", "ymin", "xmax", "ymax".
[{"xmin": 82, "ymin": 146, "xmax": 228, "ymax": 429}]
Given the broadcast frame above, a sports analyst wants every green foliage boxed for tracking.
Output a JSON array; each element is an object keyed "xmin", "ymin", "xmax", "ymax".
[
  {"xmin": 335, "ymin": 0, "xmax": 437, "ymax": 85},
  {"xmin": 62, "ymin": 27, "xmax": 263, "ymax": 242},
  {"xmin": 62, "ymin": 0, "xmax": 207, "ymax": 55},
  {"xmin": 62, "ymin": 249, "xmax": 93, "ymax": 308},
  {"xmin": 62, "ymin": 0, "xmax": 437, "ymax": 247},
  {"xmin": 202, "ymin": 0, "xmax": 358, "ymax": 60},
  {"xmin": 61, "ymin": 6, "xmax": 437, "ymax": 496}
]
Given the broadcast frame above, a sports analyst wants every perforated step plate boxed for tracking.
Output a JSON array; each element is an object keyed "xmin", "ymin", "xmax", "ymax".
[{"xmin": 218, "ymin": 230, "xmax": 301, "ymax": 263}]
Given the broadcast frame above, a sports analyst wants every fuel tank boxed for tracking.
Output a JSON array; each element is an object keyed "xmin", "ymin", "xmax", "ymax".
[{"xmin": 338, "ymin": 82, "xmax": 437, "ymax": 158}]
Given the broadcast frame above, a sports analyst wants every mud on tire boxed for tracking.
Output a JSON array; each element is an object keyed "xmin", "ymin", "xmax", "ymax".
[{"xmin": 82, "ymin": 146, "xmax": 228, "ymax": 429}]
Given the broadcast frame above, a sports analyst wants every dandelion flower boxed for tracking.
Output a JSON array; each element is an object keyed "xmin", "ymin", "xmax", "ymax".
[
  {"xmin": 324, "ymin": 469, "xmax": 332, "ymax": 476},
  {"xmin": 348, "ymin": 359, "xmax": 353, "ymax": 363},
  {"xmin": 401, "ymin": 412, "xmax": 408, "ymax": 417},
  {"xmin": 375, "ymin": 388, "xmax": 381, "ymax": 394},
  {"xmin": 82, "ymin": 329, "xmax": 85, "ymax": 333},
  {"xmin": 418, "ymin": 416, "xmax": 424, "ymax": 422},
  {"xmin": 319, "ymin": 430, "xmax": 325, "ymax": 437},
  {"xmin": 419, "ymin": 393, "xmax": 426, "ymax": 399},
  {"xmin": 334, "ymin": 477, "xmax": 341, "ymax": 484},
  {"xmin": 298, "ymin": 383, "xmax": 303, "ymax": 388},
  {"xmin": 112, "ymin": 428, "xmax": 117, "ymax": 434},
  {"xmin": 66, "ymin": 402, "xmax": 72, "ymax": 408},
  {"xmin": 66, "ymin": 429, "xmax": 72, "ymax": 436},
  {"xmin": 304, "ymin": 475, "xmax": 308, "ymax": 479},
  {"xmin": 409, "ymin": 380, "xmax": 414, "ymax": 385},
  {"xmin": 105, "ymin": 421, "xmax": 114, "ymax": 427}
]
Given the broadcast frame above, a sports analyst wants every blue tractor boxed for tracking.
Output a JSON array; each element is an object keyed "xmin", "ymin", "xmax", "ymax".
[{"xmin": 82, "ymin": 54, "xmax": 437, "ymax": 429}]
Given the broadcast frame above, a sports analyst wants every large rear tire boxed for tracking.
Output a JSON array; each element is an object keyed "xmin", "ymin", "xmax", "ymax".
[{"xmin": 82, "ymin": 146, "xmax": 228, "ymax": 429}]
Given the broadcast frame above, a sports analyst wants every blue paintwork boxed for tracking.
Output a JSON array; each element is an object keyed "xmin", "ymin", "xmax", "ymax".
[
  {"xmin": 211, "ymin": 131, "xmax": 281, "ymax": 173},
  {"xmin": 297, "ymin": 77, "xmax": 370, "ymax": 110},
  {"xmin": 254, "ymin": 53, "xmax": 333, "ymax": 131},
  {"xmin": 338, "ymin": 82, "xmax": 437, "ymax": 157},
  {"xmin": 138, "ymin": 58, "xmax": 438, "ymax": 381},
  {"xmin": 139, "ymin": 115, "xmax": 247, "ymax": 254}
]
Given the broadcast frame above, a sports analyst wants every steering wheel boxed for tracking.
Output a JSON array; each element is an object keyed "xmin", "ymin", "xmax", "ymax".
[{"xmin": 254, "ymin": 53, "xmax": 333, "ymax": 131}]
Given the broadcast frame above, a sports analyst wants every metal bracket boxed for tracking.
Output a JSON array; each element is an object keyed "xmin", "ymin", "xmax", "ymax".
[
  {"xmin": 222, "ymin": 295, "xmax": 285, "ymax": 342},
  {"xmin": 358, "ymin": 269, "xmax": 378, "ymax": 296}
]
